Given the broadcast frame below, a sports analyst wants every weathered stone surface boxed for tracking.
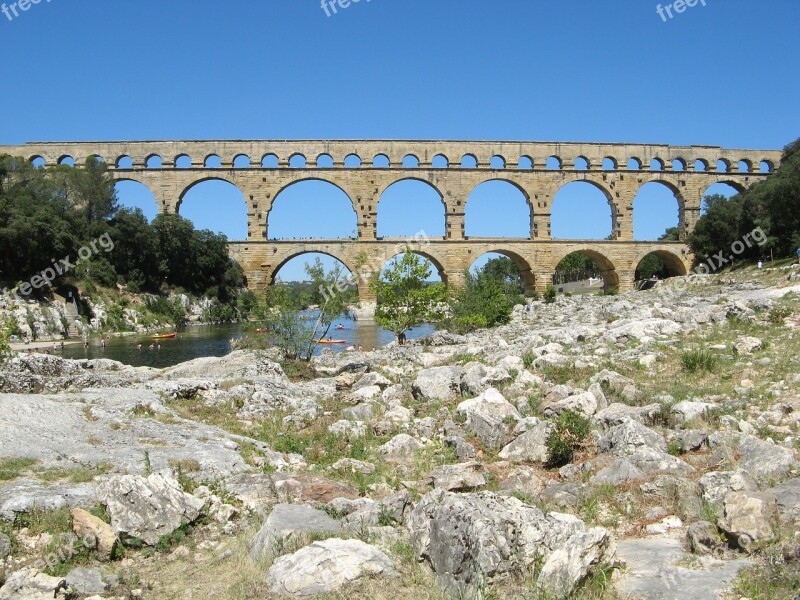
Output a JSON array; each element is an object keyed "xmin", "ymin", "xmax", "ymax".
[
  {"xmin": 408, "ymin": 490, "xmax": 615, "ymax": 598},
  {"xmin": 498, "ymin": 419, "xmax": 552, "ymax": 463},
  {"xmin": 378, "ymin": 433, "xmax": 424, "ymax": 463},
  {"xmin": 0, "ymin": 568, "xmax": 66, "ymax": 600},
  {"xmin": 543, "ymin": 391, "xmax": 599, "ymax": 418},
  {"xmin": 686, "ymin": 521, "xmax": 723, "ymax": 555},
  {"xmin": 499, "ymin": 466, "xmax": 546, "ymax": 497},
  {"xmin": 770, "ymin": 478, "xmax": 800, "ymax": 524},
  {"xmin": 412, "ymin": 366, "xmax": 463, "ymax": 401},
  {"xmin": 590, "ymin": 458, "xmax": 646, "ymax": 485},
  {"xmin": 698, "ymin": 470, "xmax": 759, "ymax": 510},
  {"xmin": 330, "ymin": 458, "xmax": 376, "ymax": 475},
  {"xmin": 616, "ymin": 538, "xmax": 751, "ymax": 600},
  {"xmin": 428, "ymin": 461, "xmax": 486, "ymax": 491},
  {"xmin": 718, "ymin": 491, "xmax": 777, "ymax": 548},
  {"xmin": 64, "ymin": 567, "xmax": 115, "ymax": 595},
  {"xmin": 266, "ymin": 538, "xmax": 396, "ymax": 597},
  {"xmin": 71, "ymin": 507, "xmax": 118, "ymax": 561},
  {"xmin": 272, "ymin": 473, "xmax": 359, "ymax": 504},
  {"xmin": 596, "ymin": 418, "xmax": 667, "ymax": 456},
  {"xmin": 732, "ymin": 336, "xmax": 764, "ymax": 355},
  {"xmin": 738, "ymin": 435, "xmax": 796, "ymax": 482},
  {"xmin": 250, "ymin": 504, "xmax": 341, "ymax": 559},
  {"xmin": 671, "ymin": 400, "xmax": 714, "ymax": 423},
  {"xmin": 456, "ymin": 388, "xmax": 520, "ymax": 449},
  {"xmin": 0, "ymin": 532, "xmax": 10, "ymax": 559},
  {"xmin": 95, "ymin": 472, "xmax": 205, "ymax": 546},
  {"xmin": 0, "ymin": 479, "xmax": 96, "ymax": 521}
]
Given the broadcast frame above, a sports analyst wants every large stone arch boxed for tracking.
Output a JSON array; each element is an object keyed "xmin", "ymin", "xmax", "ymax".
[
  {"xmin": 177, "ymin": 175, "xmax": 246, "ymax": 211},
  {"xmin": 550, "ymin": 246, "xmax": 620, "ymax": 291},
  {"xmin": 464, "ymin": 179, "xmax": 534, "ymax": 239},
  {"xmin": 630, "ymin": 247, "xmax": 691, "ymax": 278},
  {"xmin": 550, "ymin": 178, "xmax": 620, "ymax": 239},
  {"xmin": 266, "ymin": 178, "xmax": 360, "ymax": 240},
  {"xmin": 267, "ymin": 247, "xmax": 358, "ymax": 286},
  {"xmin": 376, "ymin": 177, "xmax": 447, "ymax": 239},
  {"xmin": 472, "ymin": 248, "xmax": 536, "ymax": 292}
]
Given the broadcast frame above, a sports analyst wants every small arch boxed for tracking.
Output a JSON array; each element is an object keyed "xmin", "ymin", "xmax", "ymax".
[
  {"xmin": 289, "ymin": 154, "xmax": 307, "ymax": 169},
  {"xmin": 737, "ymin": 160, "xmax": 751, "ymax": 173},
  {"xmin": 146, "ymin": 154, "xmax": 162, "ymax": 169},
  {"xmin": 634, "ymin": 250, "xmax": 688, "ymax": 282},
  {"xmin": 759, "ymin": 160, "xmax": 773, "ymax": 173},
  {"xmin": 432, "ymin": 154, "xmax": 449, "ymax": 168},
  {"xmin": 344, "ymin": 153, "xmax": 362, "ymax": 168},
  {"xmin": 316, "ymin": 153, "xmax": 334, "ymax": 168},
  {"xmin": 30, "ymin": 156, "xmax": 46, "ymax": 169},
  {"xmin": 378, "ymin": 178, "xmax": 446, "ymax": 238},
  {"xmin": 461, "ymin": 154, "xmax": 478, "ymax": 169},
  {"xmin": 86, "ymin": 154, "xmax": 106, "ymax": 165},
  {"xmin": 402, "ymin": 154, "xmax": 420, "ymax": 168},
  {"xmin": 694, "ymin": 159, "xmax": 708, "ymax": 172},
  {"xmin": 574, "ymin": 156, "xmax": 589, "ymax": 171},
  {"xmin": 372, "ymin": 154, "xmax": 390, "ymax": 168},
  {"xmin": 716, "ymin": 159, "xmax": 730, "ymax": 173},
  {"xmin": 116, "ymin": 155, "xmax": 133, "ymax": 169},
  {"xmin": 490, "ymin": 155, "xmax": 506, "ymax": 169},
  {"xmin": 627, "ymin": 157, "xmax": 642, "ymax": 170},
  {"xmin": 671, "ymin": 158, "xmax": 686, "ymax": 172},
  {"xmin": 602, "ymin": 157, "xmax": 617, "ymax": 171},
  {"xmin": 262, "ymin": 154, "xmax": 279, "ymax": 168},
  {"xmin": 546, "ymin": 156, "xmax": 561, "ymax": 170},
  {"xmin": 58, "ymin": 155, "xmax": 75, "ymax": 167},
  {"xmin": 518, "ymin": 156, "xmax": 533, "ymax": 170},
  {"xmin": 205, "ymin": 154, "xmax": 222, "ymax": 168},
  {"xmin": 175, "ymin": 154, "xmax": 192, "ymax": 169},
  {"xmin": 649, "ymin": 158, "xmax": 664, "ymax": 172},
  {"xmin": 233, "ymin": 154, "xmax": 251, "ymax": 168}
]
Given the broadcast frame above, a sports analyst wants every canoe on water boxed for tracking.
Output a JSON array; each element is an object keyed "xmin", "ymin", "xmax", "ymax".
[
  {"xmin": 317, "ymin": 339, "xmax": 347, "ymax": 344},
  {"xmin": 152, "ymin": 333, "xmax": 176, "ymax": 339}
]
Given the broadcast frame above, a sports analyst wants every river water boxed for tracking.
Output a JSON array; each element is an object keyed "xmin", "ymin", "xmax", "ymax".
[{"xmin": 62, "ymin": 317, "xmax": 435, "ymax": 369}]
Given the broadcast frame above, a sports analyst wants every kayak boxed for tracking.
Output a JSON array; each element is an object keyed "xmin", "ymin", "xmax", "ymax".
[
  {"xmin": 318, "ymin": 339, "xmax": 347, "ymax": 344},
  {"xmin": 152, "ymin": 333, "xmax": 176, "ymax": 339},
  {"xmin": 255, "ymin": 328, "xmax": 270, "ymax": 333}
]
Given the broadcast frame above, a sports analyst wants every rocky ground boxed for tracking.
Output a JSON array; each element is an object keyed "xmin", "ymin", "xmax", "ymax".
[{"xmin": 1, "ymin": 263, "xmax": 799, "ymax": 599}]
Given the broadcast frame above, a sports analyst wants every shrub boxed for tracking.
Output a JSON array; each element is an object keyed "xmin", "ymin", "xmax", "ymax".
[
  {"xmin": 543, "ymin": 285, "xmax": 557, "ymax": 304},
  {"xmin": 522, "ymin": 351, "xmax": 536, "ymax": 369},
  {"xmin": 546, "ymin": 410, "xmax": 592, "ymax": 466},
  {"xmin": 680, "ymin": 348, "xmax": 718, "ymax": 373}
]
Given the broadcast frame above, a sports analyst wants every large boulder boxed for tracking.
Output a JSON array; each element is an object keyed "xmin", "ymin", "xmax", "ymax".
[
  {"xmin": 596, "ymin": 418, "xmax": 667, "ymax": 456},
  {"xmin": 250, "ymin": 504, "xmax": 341, "ymax": 559},
  {"xmin": 70, "ymin": 507, "xmax": 118, "ymax": 561},
  {"xmin": 456, "ymin": 388, "xmax": 520, "ymax": 449},
  {"xmin": 408, "ymin": 490, "xmax": 616, "ymax": 598},
  {"xmin": 718, "ymin": 491, "xmax": 777, "ymax": 549},
  {"xmin": 498, "ymin": 419, "xmax": 552, "ymax": 463},
  {"xmin": 769, "ymin": 478, "xmax": 800, "ymax": 525},
  {"xmin": 428, "ymin": 461, "xmax": 486, "ymax": 492},
  {"xmin": 378, "ymin": 434, "xmax": 424, "ymax": 463},
  {"xmin": 0, "ymin": 568, "xmax": 66, "ymax": 600},
  {"xmin": 95, "ymin": 472, "xmax": 205, "ymax": 546},
  {"xmin": 266, "ymin": 538, "xmax": 396, "ymax": 597},
  {"xmin": 738, "ymin": 436, "xmax": 796, "ymax": 483},
  {"xmin": 698, "ymin": 470, "xmax": 759, "ymax": 511},
  {"xmin": 412, "ymin": 366, "xmax": 463, "ymax": 401}
]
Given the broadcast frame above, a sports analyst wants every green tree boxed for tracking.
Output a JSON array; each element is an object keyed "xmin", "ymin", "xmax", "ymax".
[
  {"xmin": 480, "ymin": 256, "xmax": 523, "ymax": 293},
  {"xmin": 371, "ymin": 250, "xmax": 448, "ymax": 344},
  {"xmin": 688, "ymin": 194, "xmax": 744, "ymax": 262},
  {"xmin": 445, "ymin": 270, "xmax": 522, "ymax": 334}
]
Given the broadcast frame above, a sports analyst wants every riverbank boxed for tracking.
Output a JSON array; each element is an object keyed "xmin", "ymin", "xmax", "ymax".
[{"xmin": 0, "ymin": 263, "xmax": 799, "ymax": 599}]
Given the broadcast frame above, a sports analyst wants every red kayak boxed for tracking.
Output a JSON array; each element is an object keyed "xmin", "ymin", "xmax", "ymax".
[
  {"xmin": 318, "ymin": 339, "xmax": 347, "ymax": 344},
  {"xmin": 152, "ymin": 333, "xmax": 176, "ymax": 339}
]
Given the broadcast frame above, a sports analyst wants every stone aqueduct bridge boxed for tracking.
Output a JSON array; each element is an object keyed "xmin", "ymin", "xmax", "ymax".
[{"xmin": 0, "ymin": 140, "xmax": 783, "ymax": 305}]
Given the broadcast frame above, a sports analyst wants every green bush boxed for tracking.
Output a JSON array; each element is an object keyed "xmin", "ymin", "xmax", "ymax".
[
  {"xmin": 546, "ymin": 410, "xmax": 592, "ymax": 467},
  {"xmin": 680, "ymin": 348, "xmax": 719, "ymax": 373},
  {"xmin": 543, "ymin": 285, "xmax": 557, "ymax": 304},
  {"xmin": 444, "ymin": 271, "xmax": 520, "ymax": 334}
]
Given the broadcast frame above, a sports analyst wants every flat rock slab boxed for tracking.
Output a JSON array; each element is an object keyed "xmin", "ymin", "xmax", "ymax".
[
  {"xmin": 616, "ymin": 538, "xmax": 751, "ymax": 600},
  {"xmin": 250, "ymin": 504, "xmax": 341, "ymax": 559},
  {"xmin": 0, "ymin": 479, "xmax": 96, "ymax": 520}
]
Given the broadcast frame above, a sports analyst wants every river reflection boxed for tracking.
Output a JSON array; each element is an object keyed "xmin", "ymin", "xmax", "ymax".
[{"xmin": 61, "ymin": 317, "xmax": 435, "ymax": 368}]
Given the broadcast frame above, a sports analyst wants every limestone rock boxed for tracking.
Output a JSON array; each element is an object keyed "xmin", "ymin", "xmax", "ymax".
[
  {"xmin": 95, "ymin": 472, "xmax": 206, "ymax": 546},
  {"xmin": 498, "ymin": 419, "xmax": 552, "ymax": 463},
  {"xmin": 412, "ymin": 366, "xmax": 463, "ymax": 401},
  {"xmin": 0, "ymin": 568, "xmax": 66, "ymax": 600},
  {"xmin": 378, "ymin": 434, "xmax": 424, "ymax": 463},
  {"xmin": 428, "ymin": 461, "xmax": 486, "ymax": 491},
  {"xmin": 408, "ymin": 490, "xmax": 616, "ymax": 598},
  {"xmin": 456, "ymin": 388, "xmax": 520, "ymax": 449},
  {"xmin": 718, "ymin": 491, "xmax": 777, "ymax": 548},
  {"xmin": 71, "ymin": 507, "xmax": 118, "ymax": 561},
  {"xmin": 250, "ymin": 504, "xmax": 341, "ymax": 559},
  {"xmin": 266, "ymin": 538, "xmax": 396, "ymax": 597},
  {"xmin": 596, "ymin": 418, "xmax": 667, "ymax": 456}
]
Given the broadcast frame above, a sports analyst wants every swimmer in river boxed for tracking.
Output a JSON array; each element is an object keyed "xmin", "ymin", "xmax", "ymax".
[{"xmin": 137, "ymin": 343, "xmax": 142, "ymax": 351}]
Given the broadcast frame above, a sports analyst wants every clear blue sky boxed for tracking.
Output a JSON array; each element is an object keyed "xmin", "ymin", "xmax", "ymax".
[{"xmin": 1, "ymin": 0, "xmax": 798, "ymax": 280}]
